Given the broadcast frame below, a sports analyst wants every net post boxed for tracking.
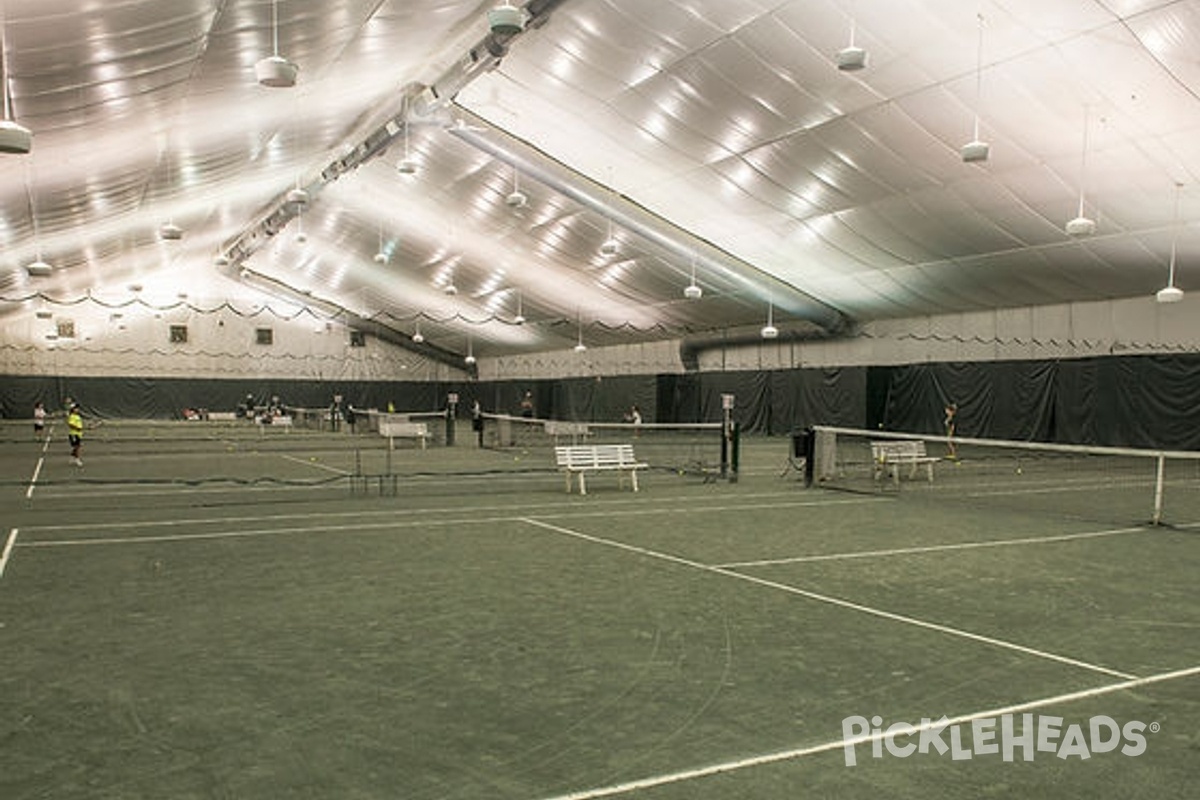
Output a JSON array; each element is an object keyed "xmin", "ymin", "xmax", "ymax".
[
  {"xmin": 446, "ymin": 393, "xmax": 459, "ymax": 446},
  {"xmin": 1152, "ymin": 454, "xmax": 1166, "ymax": 525},
  {"xmin": 729, "ymin": 421, "xmax": 740, "ymax": 483}
]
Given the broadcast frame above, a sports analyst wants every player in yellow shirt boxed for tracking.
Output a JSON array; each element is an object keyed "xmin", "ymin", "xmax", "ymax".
[{"xmin": 67, "ymin": 404, "xmax": 84, "ymax": 466}]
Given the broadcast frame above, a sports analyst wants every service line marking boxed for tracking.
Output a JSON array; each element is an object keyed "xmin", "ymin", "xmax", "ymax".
[
  {"xmin": 714, "ymin": 525, "xmax": 1157, "ymax": 569},
  {"xmin": 520, "ymin": 517, "xmax": 1137, "ymax": 681}
]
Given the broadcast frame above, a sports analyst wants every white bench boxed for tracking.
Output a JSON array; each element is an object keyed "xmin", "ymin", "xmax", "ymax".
[
  {"xmin": 554, "ymin": 444, "xmax": 647, "ymax": 495},
  {"xmin": 872, "ymin": 439, "xmax": 938, "ymax": 485},
  {"xmin": 379, "ymin": 420, "xmax": 429, "ymax": 450},
  {"xmin": 544, "ymin": 420, "xmax": 589, "ymax": 443}
]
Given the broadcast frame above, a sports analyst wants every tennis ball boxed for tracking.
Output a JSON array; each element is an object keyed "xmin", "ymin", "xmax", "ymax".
[{"xmin": 310, "ymin": 456, "xmax": 317, "ymax": 461}]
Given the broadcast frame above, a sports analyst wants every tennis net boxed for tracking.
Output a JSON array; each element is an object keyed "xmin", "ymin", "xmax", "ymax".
[
  {"xmin": 481, "ymin": 413, "xmax": 732, "ymax": 477},
  {"xmin": 811, "ymin": 425, "xmax": 1200, "ymax": 527}
]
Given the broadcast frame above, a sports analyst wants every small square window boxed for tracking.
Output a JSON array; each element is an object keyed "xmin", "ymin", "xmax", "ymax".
[
  {"xmin": 169, "ymin": 324, "xmax": 188, "ymax": 344},
  {"xmin": 56, "ymin": 319, "xmax": 76, "ymax": 339},
  {"xmin": 349, "ymin": 330, "xmax": 366, "ymax": 347},
  {"xmin": 255, "ymin": 328, "xmax": 274, "ymax": 346}
]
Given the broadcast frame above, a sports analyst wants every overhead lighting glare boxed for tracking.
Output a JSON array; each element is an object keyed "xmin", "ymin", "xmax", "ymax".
[
  {"xmin": 961, "ymin": 12, "xmax": 989, "ymax": 163},
  {"xmin": 255, "ymin": 0, "xmax": 298, "ymax": 88},
  {"xmin": 159, "ymin": 221, "xmax": 183, "ymax": 241}
]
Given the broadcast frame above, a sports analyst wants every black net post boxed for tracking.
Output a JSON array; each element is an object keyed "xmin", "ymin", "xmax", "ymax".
[
  {"xmin": 729, "ymin": 421, "xmax": 740, "ymax": 483},
  {"xmin": 803, "ymin": 426, "xmax": 815, "ymax": 487},
  {"xmin": 446, "ymin": 393, "xmax": 459, "ymax": 446}
]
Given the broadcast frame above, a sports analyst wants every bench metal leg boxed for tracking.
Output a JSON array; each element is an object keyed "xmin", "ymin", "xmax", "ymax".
[
  {"xmin": 564, "ymin": 471, "xmax": 573, "ymax": 493},
  {"xmin": 630, "ymin": 469, "xmax": 639, "ymax": 492},
  {"xmin": 578, "ymin": 472, "xmax": 587, "ymax": 495}
]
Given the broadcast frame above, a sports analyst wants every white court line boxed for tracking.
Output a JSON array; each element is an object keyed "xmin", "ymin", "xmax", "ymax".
[
  {"xmin": 16, "ymin": 496, "xmax": 883, "ymax": 548},
  {"xmin": 0, "ymin": 529, "xmax": 18, "ymax": 580},
  {"xmin": 520, "ymin": 518, "xmax": 1137, "ymax": 681},
  {"xmin": 25, "ymin": 457, "xmax": 44, "ymax": 500},
  {"xmin": 714, "ymin": 525, "xmax": 1158, "ymax": 569},
  {"xmin": 24, "ymin": 425, "xmax": 54, "ymax": 500},
  {"xmin": 21, "ymin": 493, "xmax": 879, "ymax": 535},
  {"xmin": 278, "ymin": 453, "xmax": 352, "ymax": 475},
  {"xmin": 535, "ymin": 663, "xmax": 1200, "ymax": 800}
]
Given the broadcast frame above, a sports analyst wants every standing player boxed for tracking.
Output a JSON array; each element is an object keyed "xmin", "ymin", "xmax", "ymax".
[
  {"xmin": 67, "ymin": 403, "xmax": 84, "ymax": 466},
  {"xmin": 943, "ymin": 401, "xmax": 958, "ymax": 461},
  {"xmin": 33, "ymin": 401, "xmax": 46, "ymax": 441}
]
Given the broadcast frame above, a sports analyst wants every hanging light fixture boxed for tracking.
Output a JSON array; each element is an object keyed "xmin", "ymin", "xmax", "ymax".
[
  {"xmin": 397, "ymin": 100, "xmax": 418, "ymax": 175},
  {"xmin": 255, "ymin": 0, "xmax": 298, "ymax": 88},
  {"xmin": 1157, "ymin": 182, "xmax": 1185, "ymax": 304},
  {"xmin": 158, "ymin": 143, "xmax": 183, "ymax": 240},
  {"xmin": 1065, "ymin": 105, "xmax": 1096, "ymax": 237},
  {"xmin": 599, "ymin": 208, "xmax": 620, "ymax": 257},
  {"xmin": 286, "ymin": 183, "xmax": 309, "ymax": 208},
  {"xmin": 836, "ymin": 18, "xmax": 867, "ymax": 71},
  {"xmin": 374, "ymin": 223, "xmax": 389, "ymax": 263},
  {"xmin": 961, "ymin": 12, "xmax": 989, "ymax": 163},
  {"xmin": 487, "ymin": 2, "xmax": 525, "ymax": 35},
  {"xmin": 24, "ymin": 171, "xmax": 51, "ymax": 276},
  {"xmin": 464, "ymin": 336, "xmax": 476, "ymax": 365},
  {"xmin": 411, "ymin": 319, "xmax": 425, "ymax": 344},
  {"xmin": 26, "ymin": 258, "xmax": 51, "ymax": 277},
  {"xmin": 684, "ymin": 256, "xmax": 702, "ymax": 300},
  {"xmin": 0, "ymin": 7, "xmax": 30, "ymax": 154},
  {"xmin": 512, "ymin": 290, "xmax": 526, "ymax": 325},
  {"xmin": 294, "ymin": 206, "xmax": 307, "ymax": 244},
  {"xmin": 761, "ymin": 299, "xmax": 779, "ymax": 339},
  {"xmin": 505, "ymin": 165, "xmax": 527, "ymax": 209},
  {"xmin": 574, "ymin": 312, "xmax": 587, "ymax": 352}
]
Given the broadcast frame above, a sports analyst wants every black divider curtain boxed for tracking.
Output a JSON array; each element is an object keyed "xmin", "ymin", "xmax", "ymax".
[
  {"xmin": 4, "ymin": 354, "xmax": 1198, "ymax": 447},
  {"xmin": 691, "ymin": 367, "xmax": 867, "ymax": 433},
  {"xmin": 880, "ymin": 355, "xmax": 1200, "ymax": 449},
  {"xmin": 0, "ymin": 375, "xmax": 448, "ymax": 420}
]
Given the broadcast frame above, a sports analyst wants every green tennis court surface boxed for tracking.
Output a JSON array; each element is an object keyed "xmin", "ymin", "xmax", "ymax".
[{"xmin": 1, "ymin": 422, "xmax": 1197, "ymax": 798}]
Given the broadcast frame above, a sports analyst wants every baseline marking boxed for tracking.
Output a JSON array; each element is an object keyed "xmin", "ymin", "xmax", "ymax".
[
  {"xmin": 520, "ymin": 518, "xmax": 1137, "ymax": 681},
  {"xmin": 20, "ymin": 494, "xmax": 880, "ymax": 536},
  {"xmin": 534, "ymin": 663, "xmax": 1200, "ymax": 800},
  {"xmin": 21, "ymin": 498, "xmax": 878, "ymax": 547},
  {"xmin": 0, "ymin": 529, "xmax": 18, "ymax": 580},
  {"xmin": 714, "ymin": 525, "xmax": 1153, "ymax": 569}
]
